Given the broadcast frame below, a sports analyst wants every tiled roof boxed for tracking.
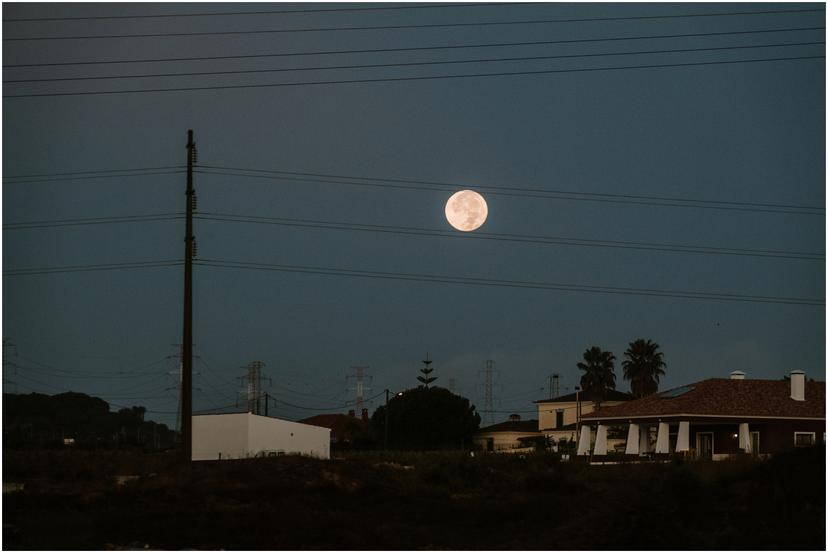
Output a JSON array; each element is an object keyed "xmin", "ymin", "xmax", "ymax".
[
  {"xmin": 581, "ymin": 378, "xmax": 825, "ymax": 421},
  {"xmin": 477, "ymin": 419, "xmax": 540, "ymax": 433},
  {"xmin": 534, "ymin": 388, "xmax": 635, "ymax": 404}
]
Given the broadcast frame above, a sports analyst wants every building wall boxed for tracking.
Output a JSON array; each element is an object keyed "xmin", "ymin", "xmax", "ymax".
[
  {"xmin": 756, "ymin": 419, "xmax": 825, "ymax": 453},
  {"xmin": 609, "ymin": 419, "xmax": 828, "ymax": 458},
  {"xmin": 537, "ymin": 400, "xmax": 627, "ymax": 431},
  {"xmin": 192, "ymin": 413, "xmax": 249, "ymax": 461},
  {"xmin": 192, "ymin": 413, "xmax": 331, "ymax": 461},
  {"xmin": 473, "ymin": 430, "xmax": 541, "ymax": 451},
  {"xmin": 248, "ymin": 413, "xmax": 330, "ymax": 459}
]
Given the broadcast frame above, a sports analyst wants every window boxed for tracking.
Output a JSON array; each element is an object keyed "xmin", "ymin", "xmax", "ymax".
[
  {"xmin": 794, "ymin": 432, "xmax": 815, "ymax": 447},
  {"xmin": 555, "ymin": 409, "xmax": 564, "ymax": 429},
  {"xmin": 658, "ymin": 385, "xmax": 694, "ymax": 398}
]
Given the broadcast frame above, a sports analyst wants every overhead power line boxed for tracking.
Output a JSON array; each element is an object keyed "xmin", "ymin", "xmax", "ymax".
[
  {"xmin": 6, "ymin": 25, "xmax": 822, "ymax": 68},
  {"xmin": 7, "ymin": 41, "xmax": 822, "ymax": 84},
  {"xmin": 4, "ymin": 213, "xmax": 184, "ymax": 230},
  {"xmin": 3, "ymin": 165, "xmax": 184, "ymax": 179},
  {"xmin": 4, "ymin": 170, "xmax": 185, "ymax": 185},
  {"xmin": 3, "ymin": 260, "xmax": 183, "ymax": 276},
  {"xmin": 12, "ymin": 354, "xmax": 172, "ymax": 379},
  {"xmin": 196, "ymin": 166, "xmax": 824, "ymax": 216},
  {"xmin": 4, "ymin": 8, "xmax": 823, "ymax": 41},
  {"xmin": 194, "ymin": 258, "xmax": 825, "ymax": 306},
  {"xmin": 5, "ymin": 54, "xmax": 823, "ymax": 99},
  {"xmin": 194, "ymin": 212, "xmax": 824, "ymax": 261},
  {"xmin": 1, "ymin": 3, "xmax": 533, "ymax": 22}
]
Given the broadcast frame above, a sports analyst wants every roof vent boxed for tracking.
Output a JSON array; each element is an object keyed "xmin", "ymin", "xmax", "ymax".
[
  {"xmin": 790, "ymin": 370, "xmax": 805, "ymax": 401},
  {"xmin": 508, "ymin": 414, "xmax": 521, "ymax": 422},
  {"xmin": 730, "ymin": 371, "xmax": 746, "ymax": 380}
]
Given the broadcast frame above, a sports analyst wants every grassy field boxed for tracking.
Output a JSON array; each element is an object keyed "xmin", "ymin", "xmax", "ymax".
[{"xmin": 2, "ymin": 447, "xmax": 824, "ymax": 550}]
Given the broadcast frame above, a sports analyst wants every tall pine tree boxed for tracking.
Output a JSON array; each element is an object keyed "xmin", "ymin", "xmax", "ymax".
[{"xmin": 417, "ymin": 353, "xmax": 437, "ymax": 388}]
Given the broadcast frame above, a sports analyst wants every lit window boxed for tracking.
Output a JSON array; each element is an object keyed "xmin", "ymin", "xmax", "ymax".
[{"xmin": 794, "ymin": 432, "xmax": 815, "ymax": 447}]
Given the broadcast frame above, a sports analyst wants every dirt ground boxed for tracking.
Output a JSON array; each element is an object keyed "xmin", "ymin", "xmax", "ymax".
[{"xmin": 2, "ymin": 447, "xmax": 824, "ymax": 550}]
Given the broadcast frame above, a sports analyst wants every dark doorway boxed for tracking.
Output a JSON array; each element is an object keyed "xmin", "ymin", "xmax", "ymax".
[{"xmin": 697, "ymin": 432, "xmax": 713, "ymax": 459}]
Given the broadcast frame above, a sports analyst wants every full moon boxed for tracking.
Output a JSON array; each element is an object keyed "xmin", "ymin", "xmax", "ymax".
[{"xmin": 445, "ymin": 190, "xmax": 488, "ymax": 232}]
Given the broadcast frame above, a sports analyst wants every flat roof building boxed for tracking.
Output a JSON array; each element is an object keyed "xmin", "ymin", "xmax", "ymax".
[{"xmin": 192, "ymin": 412, "xmax": 330, "ymax": 461}]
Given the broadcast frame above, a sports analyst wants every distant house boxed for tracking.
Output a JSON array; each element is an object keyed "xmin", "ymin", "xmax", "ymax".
[
  {"xmin": 299, "ymin": 409, "xmax": 370, "ymax": 447},
  {"xmin": 578, "ymin": 370, "xmax": 825, "ymax": 460},
  {"xmin": 535, "ymin": 389, "xmax": 634, "ymax": 447},
  {"xmin": 474, "ymin": 415, "xmax": 542, "ymax": 452},
  {"xmin": 192, "ymin": 412, "xmax": 330, "ymax": 461}
]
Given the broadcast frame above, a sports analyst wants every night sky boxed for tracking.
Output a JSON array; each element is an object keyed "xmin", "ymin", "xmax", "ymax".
[{"xmin": 3, "ymin": 2, "xmax": 825, "ymax": 428}]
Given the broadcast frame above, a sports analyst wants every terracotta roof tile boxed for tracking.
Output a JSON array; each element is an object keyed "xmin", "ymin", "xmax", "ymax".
[
  {"xmin": 582, "ymin": 378, "xmax": 825, "ymax": 421},
  {"xmin": 534, "ymin": 389, "xmax": 635, "ymax": 404}
]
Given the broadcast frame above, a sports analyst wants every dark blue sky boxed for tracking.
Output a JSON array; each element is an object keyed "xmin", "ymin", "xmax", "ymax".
[{"xmin": 3, "ymin": 2, "xmax": 825, "ymax": 428}]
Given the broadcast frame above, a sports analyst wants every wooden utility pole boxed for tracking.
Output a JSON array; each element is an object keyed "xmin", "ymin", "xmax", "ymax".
[
  {"xmin": 181, "ymin": 129, "xmax": 195, "ymax": 461},
  {"xmin": 384, "ymin": 389, "xmax": 389, "ymax": 450}
]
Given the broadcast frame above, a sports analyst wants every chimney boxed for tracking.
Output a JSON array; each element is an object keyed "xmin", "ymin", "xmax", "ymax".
[
  {"xmin": 729, "ymin": 371, "xmax": 746, "ymax": 380},
  {"xmin": 347, "ymin": 409, "xmax": 355, "ymax": 418},
  {"xmin": 361, "ymin": 408, "xmax": 369, "ymax": 422},
  {"xmin": 508, "ymin": 413, "xmax": 521, "ymax": 422},
  {"xmin": 790, "ymin": 370, "xmax": 805, "ymax": 401}
]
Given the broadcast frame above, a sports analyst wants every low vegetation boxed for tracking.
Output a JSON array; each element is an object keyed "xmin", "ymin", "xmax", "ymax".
[{"xmin": 3, "ymin": 446, "xmax": 824, "ymax": 549}]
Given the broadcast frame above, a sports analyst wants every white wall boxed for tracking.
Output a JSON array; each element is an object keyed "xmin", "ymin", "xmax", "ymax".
[
  {"xmin": 473, "ymin": 430, "xmax": 541, "ymax": 451},
  {"xmin": 192, "ymin": 413, "xmax": 331, "ymax": 461},
  {"xmin": 248, "ymin": 413, "xmax": 330, "ymax": 459},
  {"xmin": 192, "ymin": 413, "xmax": 249, "ymax": 461},
  {"xmin": 537, "ymin": 400, "xmax": 628, "ymax": 431}
]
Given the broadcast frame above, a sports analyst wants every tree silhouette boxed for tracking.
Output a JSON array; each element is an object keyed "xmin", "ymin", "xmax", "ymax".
[
  {"xmin": 417, "ymin": 353, "xmax": 437, "ymax": 388},
  {"xmin": 371, "ymin": 386, "xmax": 479, "ymax": 449},
  {"xmin": 577, "ymin": 346, "xmax": 617, "ymax": 408},
  {"xmin": 622, "ymin": 339, "xmax": 667, "ymax": 398}
]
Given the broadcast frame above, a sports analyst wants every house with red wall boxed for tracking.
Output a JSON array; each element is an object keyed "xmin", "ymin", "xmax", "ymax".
[{"xmin": 577, "ymin": 370, "xmax": 824, "ymax": 460}]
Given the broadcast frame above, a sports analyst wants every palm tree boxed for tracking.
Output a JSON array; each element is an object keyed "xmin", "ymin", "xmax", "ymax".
[
  {"xmin": 577, "ymin": 346, "xmax": 617, "ymax": 409},
  {"xmin": 622, "ymin": 339, "xmax": 666, "ymax": 398}
]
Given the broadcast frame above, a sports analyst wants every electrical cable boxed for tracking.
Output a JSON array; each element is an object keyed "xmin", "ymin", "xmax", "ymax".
[
  {"xmin": 7, "ymin": 55, "xmax": 821, "ymax": 99},
  {"xmin": 196, "ymin": 168, "xmax": 824, "ymax": 216},
  {"xmin": 4, "ymin": 213, "xmax": 184, "ymax": 230},
  {"xmin": 195, "ymin": 212, "xmax": 824, "ymax": 260},
  {"xmin": 12, "ymin": 354, "xmax": 173, "ymax": 379},
  {"xmin": 7, "ymin": 41, "xmax": 822, "ymax": 84},
  {"xmin": 12, "ymin": 362, "xmax": 168, "ymax": 381},
  {"xmin": 194, "ymin": 258, "xmax": 825, "ymax": 306},
  {"xmin": 5, "ymin": 25, "xmax": 823, "ymax": 69},
  {"xmin": 3, "ymin": 260, "xmax": 183, "ymax": 276},
  {"xmin": 4, "ymin": 9, "xmax": 824, "ymax": 41},
  {"xmin": 3, "ymin": 170, "xmax": 185, "ymax": 184},
  {"xmin": 2, "ymin": 3, "xmax": 536, "ymax": 22},
  {"xmin": 3, "ymin": 165, "xmax": 185, "ymax": 179}
]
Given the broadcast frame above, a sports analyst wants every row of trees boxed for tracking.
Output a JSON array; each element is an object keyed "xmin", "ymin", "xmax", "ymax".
[
  {"xmin": 3, "ymin": 392, "xmax": 177, "ymax": 449},
  {"xmin": 577, "ymin": 338, "xmax": 666, "ymax": 407}
]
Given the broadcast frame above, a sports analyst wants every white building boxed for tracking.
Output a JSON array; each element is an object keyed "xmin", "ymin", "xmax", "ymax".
[
  {"xmin": 474, "ymin": 415, "xmax": 542, "ymax": 453},
  {"xmin": 535, "ymin": 388, "xmax": 634, "ymax": 446},
  {"xmin": 192, "ymin": 412, "xmax": 331, "ymax": 461}
]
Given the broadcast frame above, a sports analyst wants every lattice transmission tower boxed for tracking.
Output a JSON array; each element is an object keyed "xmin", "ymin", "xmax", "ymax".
[
  {"xmin": 239, "ymin": 361, "xmax": 270, "ymax": 415},
  {"xmin": 478, "ymin": 359, "xmax": 498, "ymax": 424},
  {"xmin": 346, "ymin": 365, "xmax": 372, "ymax": 414}
]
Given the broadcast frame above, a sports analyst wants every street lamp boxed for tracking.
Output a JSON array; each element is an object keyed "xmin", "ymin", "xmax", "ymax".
[{"xmin": 384, "ymin": 389, "xmax": 405, "ymax": 450}]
